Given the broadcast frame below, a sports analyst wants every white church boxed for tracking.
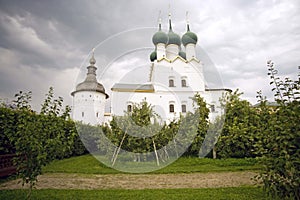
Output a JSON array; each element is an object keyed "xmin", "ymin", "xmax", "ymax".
[{"xmin": 71, "ymin": 15, "xmax": 230, "ymax": 125}]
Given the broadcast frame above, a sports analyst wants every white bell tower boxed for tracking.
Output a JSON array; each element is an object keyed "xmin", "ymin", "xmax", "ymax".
[{"xmin": 71, "ymin": 50, "xmax": 109, "ymax": 125}]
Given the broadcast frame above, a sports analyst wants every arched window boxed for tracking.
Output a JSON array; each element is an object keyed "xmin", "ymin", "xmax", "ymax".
[
  {"xmin": 181, "ymin": 79, "xmax": 187, "ymax": 87},
  {"xmin": 127, "ymin": 104, "xmax": 132, "ymax": 112},
  {"xmin": 181, "ymin": 104, "xmax": 187, "ymax": 113},
  {"xmin": 82, "ymin": 112, "xmax": 84, "ymax": 117},
  {"xmin": 169, "ymin": 104, "xmax": 174, "ymax": 113},
  {"xmin": 169, "ymin": 79, "xmax": 174, "ymax": 87}
]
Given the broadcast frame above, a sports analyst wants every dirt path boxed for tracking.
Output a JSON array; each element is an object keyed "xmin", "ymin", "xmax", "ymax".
[{"xmin": 0, "ymin": 171, "xmax": 259, "ymax": 190}]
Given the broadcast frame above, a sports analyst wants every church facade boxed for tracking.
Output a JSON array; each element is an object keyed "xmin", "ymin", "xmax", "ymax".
[{"xmin": 71, "ymin": 16, "xmax": 230, "ymax": 125}]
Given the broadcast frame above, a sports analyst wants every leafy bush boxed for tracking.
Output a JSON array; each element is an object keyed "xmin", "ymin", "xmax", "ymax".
[
  {"xmin": 215, "ymin": 90, "xmax": 258, "ymax": 158},
  {"xmin": 0, "ymin": 88, "xmax": 82, "ymax": 199},
  {"xmin": 255, "ymin": 61, "xmax": 300, "ymax": 200}
]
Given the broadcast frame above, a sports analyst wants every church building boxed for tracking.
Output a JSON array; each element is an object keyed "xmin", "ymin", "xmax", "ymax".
[{"xmin": 71, "ymin": 14, "xmax": 230, "ymax": 125}]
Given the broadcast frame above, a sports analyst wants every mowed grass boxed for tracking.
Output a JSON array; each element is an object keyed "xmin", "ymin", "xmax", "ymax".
[
  {"xmin": 0, "ymin": 187, "xmax": 266, "ymax": 200},
  {"xmin": 43, "ymin": 154, "xmax": 262, "ymax": 174}
]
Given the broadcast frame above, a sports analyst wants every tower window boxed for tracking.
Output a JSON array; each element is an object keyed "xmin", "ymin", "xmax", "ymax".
[
  {"xmin": 169, "ymin": 104, "xmax": 174, "ymax": 113},
  {"xmin": 181, "ymin": 79, "xmax": 187, "ymax": 87},
  {"xmin": 96, "ymin": 112, "xmax": 98, "ymax": 117},
  {"xmin": 169, "ymin": 79, "xmax": 174, "ymax": 87},
  {"xmin": 127, "ymin": 104, "xmax": 132, "ymax": 112},
  {"xmin": 181, "ymin": 104, "xmax": 187, "ymax": 113},
  {"xmin": 82, "ymin": 112, "xmax": 84, "ymax": 117}
]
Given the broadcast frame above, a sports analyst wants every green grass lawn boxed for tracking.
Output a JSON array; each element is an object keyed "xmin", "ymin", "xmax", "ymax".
[
  {"xmin": 43, "ymin": 154, "xmax": 262, "ymax": 174},
  {"xmin": 0, "ymin": 187, "xmax": 267, "ymax": 200},
  {"xmin": 1, "ymin": 155, "xmax": 266, "ymax": 199}
]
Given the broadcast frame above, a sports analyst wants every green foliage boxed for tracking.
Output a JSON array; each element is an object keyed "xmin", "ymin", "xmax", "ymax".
[
  {"xmin": 216, "ymin": 90, "xmax": 258, "ymax": 158},
  {"xmin": 13, "ymin": 91, "xmax": 32, "ymax": 110},
  {"xmin": 104, "ymin": 94, "xmax": 210, "ymax": 162},
  {"xmin": 184, "ymin": 93, "xmax": 209, "ymax": 156},
  {"xmin": 106, "ymin": 100, "xmax": 173, "ymax": 164},
  {"xmin": 0, "ymin": 107, "xmax": 16, "ymax": 154},
  {"xmin": 40, "ymin": 87, "xmax": 71, "ymax": 119},
  {"xmin": 75, "ymin": 122, "xmax": 103, "ymax": 154},
  {"xmin": 0, "ymin": 88, "xmax": 78, "ymax": 199},
  {"xmin": 255, "ymin": 61, "xmax": 300, "ymax": 200},
  {"xmin": 128, "ymin": 99, "xmax": 156, "ymax": 126}
]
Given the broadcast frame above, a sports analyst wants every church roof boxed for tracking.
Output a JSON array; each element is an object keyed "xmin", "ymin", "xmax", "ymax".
[
  {"xmin": 205, "ymin": 88, "xmax": 232, "ymax": 92},
  {"xmin": 111, "ymin": 83, "xmax": 154, "ymax": 93}
]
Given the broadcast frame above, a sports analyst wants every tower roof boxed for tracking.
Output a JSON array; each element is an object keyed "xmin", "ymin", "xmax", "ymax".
[{"xmin": 71, "ymin": 51, "xmax": 109, "ymax": 98}]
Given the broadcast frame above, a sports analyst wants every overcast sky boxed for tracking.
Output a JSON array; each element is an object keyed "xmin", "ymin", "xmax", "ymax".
[{"xmin": 0, "ymin": 0, "xmax": 299, "ymax": 111}]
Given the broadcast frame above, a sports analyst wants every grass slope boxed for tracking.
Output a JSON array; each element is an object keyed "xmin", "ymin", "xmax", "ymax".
[{"xmin": 0, "ymin": 187, "xmax": 266, "ymax": 200}]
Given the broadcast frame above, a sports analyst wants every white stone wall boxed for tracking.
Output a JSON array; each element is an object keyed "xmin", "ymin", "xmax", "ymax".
[
  {"xmin": 72, "ymin": 91, "xmax": 106, "ymax": 125},
  {"xmin": 152, "ymin": 58, "xmax": 205, "ymax": 92}
]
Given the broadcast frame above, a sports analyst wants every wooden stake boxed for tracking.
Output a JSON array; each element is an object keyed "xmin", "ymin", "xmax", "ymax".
[
  {"xmin": 153, "ymin": 139, "xmax": 160, "ymax": 166},
  {"xmin": 112, "ymin": 132, "xmax": 126, "ymax": 166}
]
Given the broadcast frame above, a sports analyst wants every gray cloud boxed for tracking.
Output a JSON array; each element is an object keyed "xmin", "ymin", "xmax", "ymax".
[{"xmin": 0, "ymin": 0, "xmax": 299, "ymax": 111}]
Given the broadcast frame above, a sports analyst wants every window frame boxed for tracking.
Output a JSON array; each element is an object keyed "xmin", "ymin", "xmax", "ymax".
[
  {"xmin": 127, "ymin": 104, "xmax": 132, "ymax": 112},
  {"xmin": 169, "ymin": 104, "xmax": 175, "ymax": 113},
  {"xmin": 181, "ymin": 79, "xmax": 187, "ymax": 87},
  {"xmin": 181, "ymin": 104, "xmax": 187, "ymax": 113},
  {"xmin": 169, "ymin": 79, "xmax": 175, "ymax": 87}
]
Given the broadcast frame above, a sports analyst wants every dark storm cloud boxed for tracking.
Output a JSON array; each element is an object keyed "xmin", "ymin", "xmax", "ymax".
[{"xmin": 0, "ymin": 0, "xmax": 299, "ymax": 110}]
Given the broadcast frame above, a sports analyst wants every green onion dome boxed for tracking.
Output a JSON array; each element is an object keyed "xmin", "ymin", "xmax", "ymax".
[
  {"xmin": 152, "ymin": 24, "xmax": 168, "ymax": 45},
  {"xmin": 167, "ymin": 31, "xmax": 181, "ymax": 46},
  {"xmin": 179, "ymin": 51, "xmax": 186, "ymax": 59},
  {"xmin": 150, "ymin": 51, "xmax": 157, "ymax": 62},
  {"xmin": 182, "ymin": 24, "xmax": 198, "ymax": 46},
  {"xmin": 166, "ymin": 18, "xmax": 181, "ymax": 46}
]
